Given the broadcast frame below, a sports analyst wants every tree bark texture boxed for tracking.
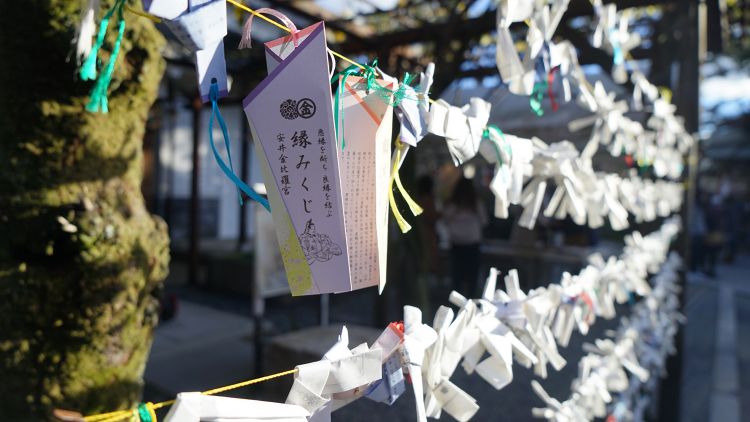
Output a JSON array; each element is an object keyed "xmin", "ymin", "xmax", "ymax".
[{"xmin": 0, "ymin": 1, "xmax": 169, "ymax": 419}]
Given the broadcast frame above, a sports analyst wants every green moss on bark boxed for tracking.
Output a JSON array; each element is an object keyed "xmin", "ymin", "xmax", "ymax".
[{"xmin": 0, "ymin": 1, "xmax": 170, "ymax": 419}]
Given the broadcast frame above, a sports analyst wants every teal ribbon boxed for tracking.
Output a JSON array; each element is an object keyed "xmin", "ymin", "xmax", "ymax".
[
  {"xmin": 82, "ymin": 0, "xmax": 126, "ymax": 113},
  {"xmin": 364, "ymin": 60, "xmax": 416, "ymax": 107},
  {"xmin": 331, "ymin": 59, "xmax": 420, "ymax": 149},
  {"xmin": 390, "ymin": 72, "xmax": 416, "ymax": 108},
  {"xmin": 529, "ymin": 80, "xmax": 548, "ymax": 117},
  {"xmin": 209, "ymin": 82, "xmax": 270, "ymax": 211},
  {"xmin": 330, "ymin": 64, "xmax": 362, "ymax": 150},
  {"xmin": 610, "ymin": 29, "xmax": 624, "ymax": 65},
  {"xmin": 137, "ymin": 403, "xmax": 153, "ymax": 422},
  {"xmin": 482, "ymin": 124, "xmax": 511, "ymax": 165}
]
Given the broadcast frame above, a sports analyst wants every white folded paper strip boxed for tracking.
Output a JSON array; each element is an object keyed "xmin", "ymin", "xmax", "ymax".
[{"xmin": 164, "ymin": 392, "xmax": 310, "ymax": 422}]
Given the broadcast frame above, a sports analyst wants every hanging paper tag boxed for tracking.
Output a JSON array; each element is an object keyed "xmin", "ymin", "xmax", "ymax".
[
  {"xmin": 141, "ymin": 0, "xmax": 188, "ymax": 19},
  {"xmin": 195, "ymin": 40, "xmax": 228, "ymax": 102},
  {"xmin": 163, "ymin": 0, "xmax": 227, "ymax": 51},
  {"xmin": 364, "ymin": 353, "xmax": 406, "ymax": 405},
  {"xmin": 335, "ymin": 76, "xmax": 394, "ymax": 293},
  {"xmin": 244, "ymin": 22, "xmax": 351, "ymax": 296},
  {"xmin": 159, "ymin": 0, "xmax": 229, "ymax": 102}
]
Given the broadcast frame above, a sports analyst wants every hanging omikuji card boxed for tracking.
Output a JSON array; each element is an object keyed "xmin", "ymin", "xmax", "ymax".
[
  {"xmin": 244, "ymin": 22, "xmax": 352, "ymax": 296},
  {"xmin": 335, "ymin": 76, "xmax": 394, "ymax": 293},
  {"xmin": 141, "ymin": 0, "xmax": 188, "ymax": 19},
  {"xmin": 161, "ymin": 0, "xmax": 229, "ymax": 102}
]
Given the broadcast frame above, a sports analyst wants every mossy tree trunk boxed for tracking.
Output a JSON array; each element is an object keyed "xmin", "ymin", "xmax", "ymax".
[{"xmin": 0, "ymin": 1, "xmax": 169, "ymax": 419}]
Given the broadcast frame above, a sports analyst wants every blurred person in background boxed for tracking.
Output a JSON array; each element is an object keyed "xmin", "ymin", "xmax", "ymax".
[
  {"xmin": 443, "ymin": 177, "xmax": 487, "ymax": 296},
  {"xmin": 704, "ymin": 192, "xmax": 726, "ymax": 278},
  {"xmin": 723, "ymin": 190, "xmax": 744, "ymax": 263},
  {"xmin": 416, "ymin": 175, "xmax": 440, "ymax": 276},
  {"xmin": 690, "ymin": 192, "xmax": 707, "ymax": 274}
]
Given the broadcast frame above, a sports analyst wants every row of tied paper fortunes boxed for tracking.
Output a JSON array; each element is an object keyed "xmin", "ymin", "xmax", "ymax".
[
  {"xmin": 136, "ymin": 2, "xmax": 688, "ymax": 297},
  {"xmin": 280, "ymin": 216, "xmax": 681, "ymax": 422},
  {"xmin": 495, "ymin": 1, "xmax": 694, "ymax": 177},
  {"xmin": 157, "ymin": 217, "xmax": 680, "ymax": 422},
  {"xmin": 559, "ymin": 34, "xmax": 692, "ymax": 180},
  {"xmin": 531, "ymin": 252, "xmax": 683, "ymax": 422},
  {"xmin": 477, "ymin": 131, "xmax": 685, "ymax": 232},
  {"xmin": 158, "ymin": 216, "xmax": 681, "ymax": 422}
]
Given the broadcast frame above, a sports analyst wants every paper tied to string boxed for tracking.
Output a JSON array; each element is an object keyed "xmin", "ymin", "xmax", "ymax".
[
  {"xmin": 495, "ymin": 0, "xmax": 570, "ymax": 96},
  {"xmin": 427, "ymin": 97, "xmax": 491, "ymax": 166},
  {"xmin": 590, "ymin": 0, "xmax": 641, "ymax": 84},
  {"xmin": 256, "ymin": 31, "xmax": 397, "ymax": 294},
  {"xmin": 245, "ymin": 21, "xmax": 354, "ymax": 296},
  {"xmin": 419, "ymin": 303, "xmax": 482, "ymax": 422},
  {"xmin": 495, "ymin": 1, "xmax": 535, "ymax": 95},
  {"xmin": 152, "ymin": 0, "xmax": 229, "ymax": 102},
  {"xmin": 334, "ymin": 74, "xmax": 394, "ymax": 293},
  {"xmin": 365, "ymin": 322, "xmax": 406, "ymax": 405},
  {"xmin": 330, "ymin": 59, "xmax": 412, "ymax": 150},
  {"xmin": 164, "ymin": 392, "xmax": 309, "ymax": 422},
  {"xmin": 286, "ymin": 326, "xmax": 383, "ymax": 422},
  {"xmin": 141, "ymin": 0, "xmax": 187, "ymax": 19}
]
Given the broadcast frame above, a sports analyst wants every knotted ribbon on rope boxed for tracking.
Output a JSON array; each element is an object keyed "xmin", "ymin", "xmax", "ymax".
[
  {"xmin": 331, "ymin": 60, "xmax": 418, "ymax": 149},
  {"xmin": 137, "ymin": 403, "xmax": 157, "ymax": 422},
  {"xmin": 80, "ymin": 0, "xmax": 126, "ymax": 113},
  {"xmin": 482, "ymin": 125, "xmax": 510, "ymax": 165},
  {"xmin": 208, "ymin": 81, "xmax": 270, "ymax": 211}
]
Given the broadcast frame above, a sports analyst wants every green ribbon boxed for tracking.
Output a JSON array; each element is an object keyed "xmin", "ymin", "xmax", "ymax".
[
  {"xmin": 137, "ymin": 403, "xmax": 153, "ymax": 422},
  {"xmin": 482, "ymin": 124, "xmax": 510, "ymax": 165},
  {"xmin": 81, "ymin": 0, "xmax": 126, "ymax": 113},
  {"xmin": 390, "ymin": 72, "xmax": 416, "ymax": 108},
  {"xmin": 330, "ymin": 59, "xmax": 419, "ymax": 149},
  {"xmin": 331, "ymin": 64, "xmax": 362, "ymax": 150},
  {"xmin": 529, "ymin": 80, "xmax": 548, "ymax": 117},
  {"xmin": 364, "ymin": 59, "xmax": 417, "ymax": 107}
]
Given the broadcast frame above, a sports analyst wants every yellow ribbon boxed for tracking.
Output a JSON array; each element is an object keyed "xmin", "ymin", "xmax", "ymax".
[
  {"xmin": 659, "ymin": 87, "xmax": 673, "ymax": 104},
  {"xmin": 388, "ymin": 138, "xmax": 423, "ymax": 233}
]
